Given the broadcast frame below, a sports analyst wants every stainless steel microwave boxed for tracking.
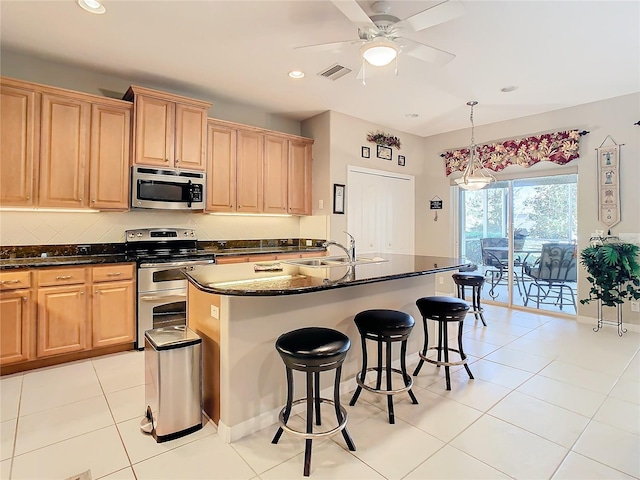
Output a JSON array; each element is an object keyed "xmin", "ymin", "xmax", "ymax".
[{"xmin": 131, "ymin": 166, "xmax": 206, "ymax": 210}]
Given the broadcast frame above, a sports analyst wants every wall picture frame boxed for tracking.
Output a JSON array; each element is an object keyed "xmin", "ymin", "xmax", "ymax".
[
  {"xmin": 398, "ymin": 155, "xmax": 405, "ymax": 166},
  {"xmin": 333, "ymin": 184, "xmax": 345, "ymax": 214},
  {"xmin": 376, "ymin": 144, "xmax": 392, "ymax": 160},
  {"xmin": 361, "ymin": 146, "xmax": 370, "ymax": 158}
]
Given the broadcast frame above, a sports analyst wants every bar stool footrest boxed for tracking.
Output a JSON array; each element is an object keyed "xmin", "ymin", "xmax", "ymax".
[
  {"xmin": 355, "ymin": 367, "xmax": 414, "ymax": 395},
  {"xmin": 420, "ymin": 347, "xmax": 469, "ymax": 367},
  {"xmin": 278, "ymin": 398, "xmax": 348, "ymax": 439}
]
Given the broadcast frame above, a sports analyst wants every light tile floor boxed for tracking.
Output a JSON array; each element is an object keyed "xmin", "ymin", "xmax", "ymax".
[{"xmin": 1, "ymin": 304, "xmax": 638, "ymax": 479}]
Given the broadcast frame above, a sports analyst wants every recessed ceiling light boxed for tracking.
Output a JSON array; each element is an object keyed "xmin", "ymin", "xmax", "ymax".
[
  {"xmin": 501, "ymin": 85, "xmax": 518, "ymax": 93},
  {"xmin": 405, "ymin": 113, "xmax": 419, "ymax": 118},
  {"xmin": 77, "ymin": 0, "xmax": 106, "ymax": 14},
  {"xmin": 288, "ymin": 70, "xmax": 305, "ymax": 79}
]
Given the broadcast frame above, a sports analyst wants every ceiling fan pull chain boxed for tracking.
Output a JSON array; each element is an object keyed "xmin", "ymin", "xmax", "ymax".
[
  {"xmin": 394, "ymin": 55, "xmax": 398, "ymax": 76},
  {"xmin": 362, "ymin": 58, "xmax": 366, "ymax": 86}
]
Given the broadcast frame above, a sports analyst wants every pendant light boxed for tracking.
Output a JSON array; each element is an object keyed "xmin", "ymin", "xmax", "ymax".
[{"xmin": 455, "ymin": 101, "xmax": 495, "ymax": 190}]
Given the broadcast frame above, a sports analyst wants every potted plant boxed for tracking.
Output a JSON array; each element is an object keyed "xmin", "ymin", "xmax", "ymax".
[{"xmin": 580, "ymin": 241, "xmax": 640, "ymax": 307}]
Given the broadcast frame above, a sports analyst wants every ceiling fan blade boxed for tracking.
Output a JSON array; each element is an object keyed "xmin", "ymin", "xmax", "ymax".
[
  {"xmin": 401, "ymin": 38, "xmax": 456, "ymax": 66},
  {"xmin": 294, "ymin": 39, "xmax": 358, "ymax": 53},
  {"xmin": 330, "ymin": 0, "xmax": 375, "ymax": 28},
  {"xmin": 394, "ymin": 0, "xmax": 465, "ymax": 33}
]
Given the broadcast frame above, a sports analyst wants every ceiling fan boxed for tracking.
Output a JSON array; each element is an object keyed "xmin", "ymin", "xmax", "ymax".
[{"xmin": 296, "ymin": 0, "xmax": 465, "ymax": 70}]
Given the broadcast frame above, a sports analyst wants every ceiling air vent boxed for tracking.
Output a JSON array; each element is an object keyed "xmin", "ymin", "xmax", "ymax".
[{"xmin": 317, "ymin": 64, "xmax": 352, "ymax": 81}]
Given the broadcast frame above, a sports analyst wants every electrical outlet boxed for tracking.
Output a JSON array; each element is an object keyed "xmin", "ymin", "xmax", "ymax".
[
  {"xmin": 631, "ymin": 301, "xmax": 640, "ymax": 313},
  {"xmin": 305, "ymin": 240, "xmax": 312, "ymax": 247},
  {"xmin": 210, "ymin": 305, "xmax": 219, "ymax": 319},
  {"xmin": 318, "ymin": 199, "xmax": 324, "ymax": 209},
  {"xmin": 77, "ymin": 245, "xmax": 90, "ymax": 255},
  {"xmin": 439, "ymin": 277, "xmax": 444, "ymax": 285}
]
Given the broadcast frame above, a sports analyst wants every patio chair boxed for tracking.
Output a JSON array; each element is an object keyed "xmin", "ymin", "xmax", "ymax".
[
  {"xmin": 480, "ymin": 237, "xmax": 523, "ymax": 298},
  {"xmin": 523, "ymin": 242, "xmax": 577, "ymax": 311}
]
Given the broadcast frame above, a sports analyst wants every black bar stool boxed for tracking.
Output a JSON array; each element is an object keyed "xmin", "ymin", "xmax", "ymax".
[
  {"xmin": 413, "ymin": 296, "xmax": 473, "ymax": 390},
  {"xmin": 271, "ymin": 327, "xmax": 355, "ymax": 477},
  {"xmin": 452, "ymin": 272, "xmax": 487, "ymax": 326},
  {"xmin": 349, "ymin": 309, "xmax": 418, "ymax": 424}
]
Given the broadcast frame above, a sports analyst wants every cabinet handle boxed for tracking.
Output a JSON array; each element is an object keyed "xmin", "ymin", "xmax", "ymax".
[
  {"xmin": 106, "ymin": 272, "xmax": 122, "ymax": 277},
  {"xmin": 1, "ymin": 279, "xmax": 20, "ymax": 284},
  {"xmin": 55, "ymin": 275, "xmax": 72, "ymax": 280}
]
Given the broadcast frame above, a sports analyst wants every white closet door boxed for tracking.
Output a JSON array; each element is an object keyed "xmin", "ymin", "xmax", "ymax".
[{"xmin": 347, "ymin": 166, "xmax": 414, "ymax": 255}]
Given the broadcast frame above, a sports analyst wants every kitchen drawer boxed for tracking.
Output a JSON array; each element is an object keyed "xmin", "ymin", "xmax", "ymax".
[
  {"xmin": 248, "ymin": 254, "xmax": 277, "ymax": 262},
  {"xmin": 274, "ymin": 253, "xmax": 301, "ymax": 260},
  {"xmin": 0, "ymin": 270, "xmax": 31, "ymax": 290},
  {"xmin": 38, "ymin": 267, "xmax": 86, "ymax": 286},
  {"xmin": 215, "ymin": 256, "xmax": 250, "ymax": 264},
  {"xmin": 92, "ymin": 263, "xmax": 135, "ymax": 283}
]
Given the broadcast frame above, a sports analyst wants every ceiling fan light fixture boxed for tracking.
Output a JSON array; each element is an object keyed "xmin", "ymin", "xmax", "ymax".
[
  {"xmin": 77, "ymin": 0, "xmax": 106, "ymax": 14},
  {"xmin": 361, "ymin": 39, "xmax": 398, "ymax": 66}
]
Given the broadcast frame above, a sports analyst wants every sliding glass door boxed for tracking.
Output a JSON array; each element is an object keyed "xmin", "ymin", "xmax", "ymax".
[{"xmin": 458, "ymin": 174, "xmax": 577, "ymax": 314}]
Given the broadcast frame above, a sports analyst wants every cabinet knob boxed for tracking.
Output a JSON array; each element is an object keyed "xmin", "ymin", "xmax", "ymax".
[
  {"xmin": 23, "ymin": 296, "xmax": 27, "ymax": 302},
  {"xmin": 175, "ymin": 159, "xmax": 180, "ymax": 163},
  {"xmin": 92, "ymin": 199, "xmax": 96, "ymax": 203},
  {"xmin": 79, "ymin": 291, "xmax": 84, "ymax": 295},
  {"xmin": 95, "ymin": 290, "xmax": 99, "ymax": 294},
  {"xmin": 165, "ymin": 158, "xmax": 169, "ymax": 162},
  {"xmin": 79, "ymin": 198, "xmax": 82, "ymax": 202},
  {"xmin": 26, "ymin": 196, "xmax": 30, "ymax": 200}
]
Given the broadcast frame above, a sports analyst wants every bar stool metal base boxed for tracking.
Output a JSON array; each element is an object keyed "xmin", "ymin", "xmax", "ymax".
[
  {"xmin": 277, "ymin": 398, "xmax": 349, "ymax": 439},
  {"xmin": 355, "ymin": 366, "xmax": 415, "ymax": 395}
]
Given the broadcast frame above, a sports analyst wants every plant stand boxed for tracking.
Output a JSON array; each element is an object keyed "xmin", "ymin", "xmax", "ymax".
[{"xmin": 594, "ymin": 300, "xmax": 627, "ymax": 336}]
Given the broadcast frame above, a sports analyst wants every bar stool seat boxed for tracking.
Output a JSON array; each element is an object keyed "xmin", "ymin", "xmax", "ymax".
[
  {"xmin": 271, "ymin": 327, "xmax": 355, "ymax": 477},
  {"xmin": 349, "ymin": 309, "xmax": 418, "ymax": 424},
  {"xmin": 412, "ymin": 296, "xmax": 473, "ymax": 390},
  {"xmin": 452, "ymin": 272, "xmax": 487, "ymax": 326}
]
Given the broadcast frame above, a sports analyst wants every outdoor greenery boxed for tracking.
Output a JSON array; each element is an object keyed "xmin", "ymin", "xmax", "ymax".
[{"xmin": 580, "ymin": 242, "xmax": 640, "ymax": 307}]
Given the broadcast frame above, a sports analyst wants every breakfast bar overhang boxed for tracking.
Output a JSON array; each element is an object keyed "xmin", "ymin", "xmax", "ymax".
[{"xmin": 184, "ymin": 254, "xmax": 470, "ymax": 443}]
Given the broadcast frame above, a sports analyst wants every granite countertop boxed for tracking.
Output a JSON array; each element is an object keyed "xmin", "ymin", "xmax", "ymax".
[
  {"xmin": 185, "ymin": 254, "xmax": 471, "ymax": 296},
  {"xmin": 0, "ymin": 254, "xmax": 129, "ymax": 270}
]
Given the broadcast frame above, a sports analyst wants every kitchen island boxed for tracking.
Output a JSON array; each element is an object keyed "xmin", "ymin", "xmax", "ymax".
[{"xmin": 185, "ymin": 253, "xmax": 470, "ymax": 443}]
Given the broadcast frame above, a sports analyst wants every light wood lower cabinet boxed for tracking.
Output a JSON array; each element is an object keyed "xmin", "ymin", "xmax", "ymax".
[
  {"xmin": 0, "ymin": 289, "xmax": 34, "ymax": 365},
  {"xmin": 0, "ymin": 264, "xmax": 136, "ymax": 371},
  {"xmin": 37, "ymin": 284, "xmax": 89, "ymax": 357},
  {"xmin": 92, "ymin": 264, "xmax": 135, "ymax": 348}
]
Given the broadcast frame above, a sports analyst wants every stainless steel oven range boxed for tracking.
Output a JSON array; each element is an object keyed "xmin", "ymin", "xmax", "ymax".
[{"xmin": 125, "ymin": 228, "xmax": 214, "ymax": 349}]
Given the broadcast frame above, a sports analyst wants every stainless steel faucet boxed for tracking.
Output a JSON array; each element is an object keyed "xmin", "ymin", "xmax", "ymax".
[{"xmin": 322, "ymin": 231, "xmax": 356, "ymax": 262}]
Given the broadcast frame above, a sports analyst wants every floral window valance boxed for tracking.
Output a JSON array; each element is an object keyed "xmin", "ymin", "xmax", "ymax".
[{"xmin": 443, "ymin": 129, "xmax": 582, "ymax": 176}]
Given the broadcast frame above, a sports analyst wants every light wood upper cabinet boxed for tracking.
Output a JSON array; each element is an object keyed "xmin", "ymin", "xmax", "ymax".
[
  {"xmin": 125, "ymin": 86, "xmax": 211, "ymax": 171},
  {"xmin": 90, "ymin": 103, "xmax": 132, "ymax": 210},
  {"xmin": 236, "ymin": 129, "xmax": 264, "ymax": 213},
  {"xmin": 263, "ymin": 135, "xmax": 289, "ymax": 214},
  {"xmin": 206, "ymin": 121, "xmax": 237, "ymax": 212},
  {"xmin": 39, "ymin": 93, "xmax": 91, "ymax": 208},
  {"xmin": 0, "ymin": 82, "xmax": 39, "ymax": 207},
  {"xmin": 288, "ymin": 139, "xmax": 313, "ymax": 215}
]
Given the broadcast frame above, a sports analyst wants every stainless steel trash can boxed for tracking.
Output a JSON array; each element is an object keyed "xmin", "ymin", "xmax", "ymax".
[{"xmin": 140, "ymin": 326, "xmax": 203, "ymax": 443}]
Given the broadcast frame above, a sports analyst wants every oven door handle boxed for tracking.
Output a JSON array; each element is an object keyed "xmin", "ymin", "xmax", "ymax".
[
  {"xmin": 139, "ymin": 294, "xmax": 188, "ymax": 302},
  {"xmin": 139, "ymin": 259, "xmax": 214, "ymax": 268}
]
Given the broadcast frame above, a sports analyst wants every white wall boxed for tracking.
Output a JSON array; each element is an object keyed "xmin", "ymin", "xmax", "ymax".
[
  {"xmin": 1, "ymin": 50, "xmax": 301, "ymax": 134},
  {"xmin": 302, "ymin": 111, "xmax": 425, "ymax": 243},
  {"xmin": 0, "ymin": 210, "xmax": 300, "ymax": 245},
  {"xmin": 420, "ymin": 93, "xmax": 640, "ymax": 327}
]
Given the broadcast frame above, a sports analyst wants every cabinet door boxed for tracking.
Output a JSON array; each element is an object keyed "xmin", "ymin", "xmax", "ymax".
[
  {"xmin": 37, "ymin": 285, "xmax": 89, "ymax": 357},
  {"xmin": 0, "ymin": 289, "xmax": 34, "ymax": 365},
  {"xmin": 92, "ymin": 280, "xmax": 135, "ymax": 348},
  {"xmin": 0, "ymin": 84, "xmax": 38, "ymax": 206},
  {"xmin": 288, "ymin": 140, "xmax": 312, "ymax": 215},
  {"xmin": 39, "ymin": 93, "xmax": 91, "ymax": 208},
  {"xmin": 133, "ymin": 95, "xmax": 174, "ymax": 167},
  {"xmin": 90, "ymin": 103, "xmax": 131, "ymax": 210},
  {"xmin": 206, "ymin": 122, "xmax": 237, "ymax": 212},
  {"xmin": 263, "ymin": 135, "xmax": 288, "ymax": 214},
  {"xmin": 175, "ymin": 103, "xmax": 207, "ymax": 171},
  {"xmin": 236, "ymin": 129, "xmax": 264, "ymax": 213}
]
